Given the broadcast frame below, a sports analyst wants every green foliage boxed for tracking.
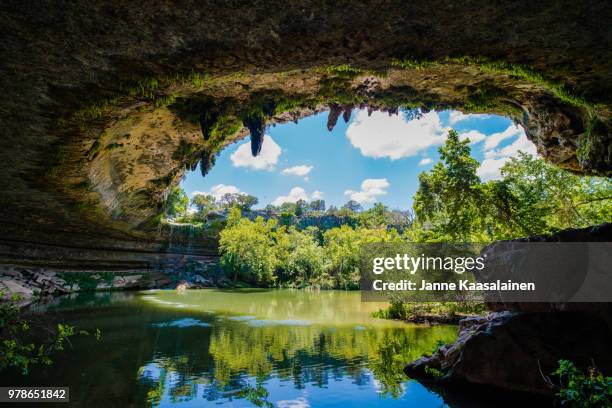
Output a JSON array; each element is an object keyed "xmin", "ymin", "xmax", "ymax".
[
  {"xmin": 551, "ymin": 360, "xmax": 612, "ymax": 408},
  {"xmin": 424, "ymin": 365, "xmax": 445, "ymax": 379},
  {"xmin": 62, "ymin": 70, "xmax": 210, "ymax": 128},
  {"xmin": 413, "ymin": 129, "xmax": 483, "ymax": 241},
  {"xmin": 412, "ymin": 132, "xmax": 611, "ymax": 242},
  {"xmin": 165, "ymin": 186, "xmax": 189, "ymax": 219},
  {"xmin": 309, "ymin": 199, "xmax": 326, "ymax": 212},
  {"xmin": 450, "ymin": 56, "xmax": 591, "ymax": 111},
  {"xmin": 278, "ymin": 227, "xmax": 327, "ymax": 287},
  {"xmin": 235, "ymin": 384, "xmax": 274, "ymax": 408},
  {"xmin": 190, "ymin": 193, "xmax": 215, "ymax": 215},
  {"xmin": 391, "ymin": 58, "xmax": 440, "ymax": 70},
  {"xmin": 172, "ymin": 140, "xmax": 200, "ymax": 161},
  {"xmin": 341, "ymin": 200, "xmax": 363, "ymax": 213},
  {"xmin": 462, "ymin": 81, "xmax": 509, "ymax": 113},
  {"xmin": 326, "ymin": 64, "xmax": 362, "ymax": 77},
  {"xmin": 492, "ymin": 153, "xmax": 611, "ymax": 237},
  {"xmin": 153, "ymin": 93, "xmax": 177, "ymax": 108},
  {"xmin": 373, "ymin": 299, "xmax": 485, "ymax": 322},
  {"xmin": 218, "ymin": 212, "xmax": 402, "ymax": 289},
  {"xmin": 392, "ymin": 56, "xmax": 592, "ymax": 111},
  {"xmin": 219, "ymin": 193, "xmax": 258, "ymax": 211},
  {"xmin": 0, "ymin": 293, "xmax": 96, "ymax": 375},
  {"xmin": 430, "ymin": 339, "xmax": 448, "ymax": 355},
  {"xmin": 186, "ymin": 70, "xmax": 209, "ymax": 88},
  {"xmin": 219, "ymin": 211, "xmax": 278, "ymax": 285}
]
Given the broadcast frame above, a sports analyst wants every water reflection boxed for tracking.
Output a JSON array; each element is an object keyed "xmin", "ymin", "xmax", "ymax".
[
  {"xmin": 7, "ymin": 290, "xmax": 456, "ymax": 407},
  {"xmin": 138, "ymin": 322, "xmax": 455, "ymax": 406}
]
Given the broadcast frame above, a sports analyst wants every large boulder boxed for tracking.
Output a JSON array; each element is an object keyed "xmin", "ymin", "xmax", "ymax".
[
  {"xmin": 405, "ymin": 224, "xmax": 612, "ymax": 396},
  {"xmin": 405, "ymin": 311, "xmax": 612, "ymax": 396}
]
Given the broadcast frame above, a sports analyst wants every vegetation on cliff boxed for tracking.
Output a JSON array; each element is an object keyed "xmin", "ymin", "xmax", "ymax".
[
  {"xmin": 549, "ymin": 360, "xmax": 612, "ymax": 408},
  {"xmin": 166, "ymin": 128, "xmax": 611, "ymax": 292}
]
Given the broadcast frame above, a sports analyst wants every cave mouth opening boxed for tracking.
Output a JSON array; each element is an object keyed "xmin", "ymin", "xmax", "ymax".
[
  {"xmin": 74, "ymin": 64, "xmax": 610, "ymax": 239},
  {"xmin": 157, "ymin": 94, "xmax": 610, "ymax": 243},
  {"xmin": 166, "ymin": 107, "xmax": 541, "ymax": 230}
]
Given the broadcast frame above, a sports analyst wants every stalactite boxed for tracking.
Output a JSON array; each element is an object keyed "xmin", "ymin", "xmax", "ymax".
[
  {"xmin": 243, "ymin": 113, "xmax": 266, "ymax": 157},
  {"xmin": 387, "ymin": 106, "xmax": 398, "ymax": 116},
  {"xmin": 342, "ymin": 105, "xmax": 353, "ymax": 123},
  {"xmin": 200, "ymin": 150, "xmax": 215, "ymax": 177},
  {"xmin": 327, "ymin": 104, "xmax": 342, "ymax": 131}
]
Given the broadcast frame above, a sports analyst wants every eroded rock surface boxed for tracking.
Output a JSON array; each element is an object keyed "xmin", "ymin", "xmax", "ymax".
[
  {"xmin": 405, "ymin": 224, "xmax": 612, "ymax": 396},
  {"xmin": 0, "ymin": 0, "xmax": 611, "ymax": 269},
  {"xmin": 405, "ymin": 311, "xmax": 612, "ymax": 396}
]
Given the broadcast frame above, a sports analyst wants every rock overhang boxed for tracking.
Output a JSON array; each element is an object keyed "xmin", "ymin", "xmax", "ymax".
[{"xmin": 1, "ymin": 0, "xmax": 611, "ymax": 245}]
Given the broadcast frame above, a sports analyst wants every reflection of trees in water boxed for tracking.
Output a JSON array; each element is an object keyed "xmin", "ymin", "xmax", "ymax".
[{"xmin": 138, "ymin": 323, "xmax": 456, "ymax": 405}]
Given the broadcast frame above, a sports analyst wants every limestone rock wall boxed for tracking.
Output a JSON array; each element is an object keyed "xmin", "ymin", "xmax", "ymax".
[{"xmin": 0, "ymin": 0, "xmax": 611, "ymax": 271}]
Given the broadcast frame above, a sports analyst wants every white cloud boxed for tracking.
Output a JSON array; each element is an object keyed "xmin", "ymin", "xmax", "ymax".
[
  {"xmin": 312, "ymin": 190, "xmax": 324, "ymax": 199},
  {"xmin": 478, "ymin": 125, "xmax": 536, "ymax": 180},
  {"xmin": 477, "ymin": 157, "xmax": 512, "ymax": 181},
  {"xmin": 344, "ymin": 178, "xmax": 390, "ymax": 204},
  {"xmin": 281, "ymin": 165, "xmax": 313, "ymax": 177},
  {"xmin": 191, "ymin": 184, "xmax": 247, "ymax": 201},
  {"xmin": 418, "ymin": 158, "xmax": 433, "ymax": 166},
  {"xmin": 487, "ymin": 133, "xmax": 537, "ymax": 159},
  {"xmin": 230, "ymin": 135, "xmax": 281, "ymax": 170},
  {"xmin": 345, "ymin": 110, "xmax": 448, "ymax": 160},
  {"xmin": 448, "ymin": 111, "xmax": 491, "ymax": 125},
  {"xmin": 272, "ymin": 187, "xmax": 310, "ymax": 206},
  {"xmin": 459, "ymin": 130, "xmax": 486, "ymax": 144},
  {"xmin": 483, "ymin": 125, "xmax": 523, "ymax": 150}
]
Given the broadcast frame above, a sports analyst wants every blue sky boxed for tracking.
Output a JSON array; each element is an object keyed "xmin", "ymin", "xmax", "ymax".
[{"xmin": 180, "ymin": 109, "xmax": 536, "ymax": 210}]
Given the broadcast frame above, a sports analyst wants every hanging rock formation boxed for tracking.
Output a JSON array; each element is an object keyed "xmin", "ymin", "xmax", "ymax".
[
  {"xmin": 1, "ymin": 0, "xmax": 610, "ymax": 248},
  {"xmin": 326, "ymin": 104, "xmax": 343, "ymax": 131},
  {"xmin": 0, "ymin": 1, "xmax": 611, "ymax": 398},
  {"xmin": 243, "ymin": 113, "xmax": 266, "ymax": 157}
]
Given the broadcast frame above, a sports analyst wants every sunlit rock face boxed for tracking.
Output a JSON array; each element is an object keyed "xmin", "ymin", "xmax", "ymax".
[{"xmin": 0, "ymin": 0, "xmax": 611, "ymax": 248}]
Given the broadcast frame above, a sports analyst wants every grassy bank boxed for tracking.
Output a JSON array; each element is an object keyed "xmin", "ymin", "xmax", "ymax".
[{"xmin": 373, "ymin": 300, "xmax": 486, "ymax": 324}]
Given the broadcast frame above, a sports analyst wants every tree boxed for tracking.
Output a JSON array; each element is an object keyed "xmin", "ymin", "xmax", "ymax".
[
  {"xmin": 413, "ymin": 129, "xmax": 483, "ymax": 241},
  {"xmin": 237, "ymin": 194, "xmax": 259, "ymax": 211},
  {"xmin": 191, "ymin": 193, "xmax": 217, "ymax": 217},
  {"xmin": 412, "ymin": 136, "xmax": 612, "ymax": 242},
  {"xmin": 264, "ymin": 204, "xmax": 278, "ymax": 213},
  {"xmin": 294, "ymin": 199, "xmax": 308, "ymax": 217},
  {"xmin": 326, "ymin": 205, "xmax": 339, "ymax": 216},
  {"xmin": 220, "ymin": 193, "xmax": 258, "ymax": 211},
  {"xmin": 165, "ymin": 187, "xmax": 189, "ymax": 218},
  {"xmin": 342, "ymin": 200, "xmax": 363, "ymax": 213},
  {"xmin": 279, "ymin": 202, "xmax": 297, "ymax": 214},
  {"xmin": 359, "ymin": 202, "xmax": 389, "ymax": 228},
  {"xmin": 494, "ymin": 152, "xmax": 612, "ymax": 237},
  {"xmin": 282, "ymin": 227, "xmax": 327, "ymax": 287},
  {"xmin": 219, "ymin": 211, "xmax": 277, "ymax": 285},
  {"xmin": 309, "ymin": 199, "xmax": 326, "ymax": 212}
]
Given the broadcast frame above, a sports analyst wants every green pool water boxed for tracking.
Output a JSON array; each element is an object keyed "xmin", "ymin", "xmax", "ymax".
[{"xmin": 5, "ymin": 289, "xmax": 460, "ymax": 407}]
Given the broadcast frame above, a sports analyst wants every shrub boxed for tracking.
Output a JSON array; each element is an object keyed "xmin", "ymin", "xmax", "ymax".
[{"xmin": 551, "ymin": 360, "xmax": 612, "ymax": 408}]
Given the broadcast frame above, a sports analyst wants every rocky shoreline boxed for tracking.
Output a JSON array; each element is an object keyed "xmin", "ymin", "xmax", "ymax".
[
  {"xmin": 405, "ymin": 311, "xmax": 612, "ymax": 395},
  {"xmin": 0, "ymin": 265, "xmax": 224, "ymax": 307}
]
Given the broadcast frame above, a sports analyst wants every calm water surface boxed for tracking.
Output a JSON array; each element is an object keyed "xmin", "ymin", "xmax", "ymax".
[{"xmin": 5, "ymin": 289, "xmax": 459, "ymax": 407}]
